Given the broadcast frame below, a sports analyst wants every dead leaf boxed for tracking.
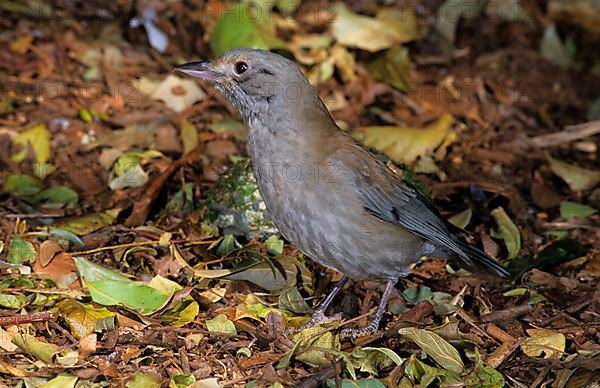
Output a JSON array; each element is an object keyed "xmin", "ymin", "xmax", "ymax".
[
  {"xmin": 547, "ymin": 154, "xmax": 600, "ymax": 191},
  {"xmin": 149, "ymin": 75, "xmax": 205, "ymax": 112},
  {"xmin": 331, "ymin": 3, "xmax": 418, "ymax": 52},
  {"xmin": 355, "ymin": 113, "xmax": 455, "ymax": 164},
  {"xmin": 521, "ymin": 328, "xmax": 565, "ymax": 359}
]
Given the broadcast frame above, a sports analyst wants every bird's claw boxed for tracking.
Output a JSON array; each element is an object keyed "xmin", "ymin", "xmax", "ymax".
[
  {"xmin": 339, "ymin": 322, "xmax": 378, "ymax": 339},
  {"xmin": 285, "ymin": 310, "xmax": 342, "ymax": 336}
]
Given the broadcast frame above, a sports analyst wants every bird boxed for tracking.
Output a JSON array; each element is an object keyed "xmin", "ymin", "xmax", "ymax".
[{"xmin": 175, "ymin": 49, "xmax": 511, "ymax": 338}]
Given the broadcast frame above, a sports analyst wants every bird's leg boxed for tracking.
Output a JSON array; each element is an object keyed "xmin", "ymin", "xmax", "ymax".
[
  {"xmin": 287, "ymin": 275, "xmax": 349, "ymax": 334},
  {"xmin": 340, "ymin": 279, "xmax": 396, "ymax": 339}
]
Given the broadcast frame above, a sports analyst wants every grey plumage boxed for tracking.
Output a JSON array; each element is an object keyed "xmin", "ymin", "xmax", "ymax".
[{"xmin": 175, "ymin": 49, "xmax": 510, "ymax": 336}]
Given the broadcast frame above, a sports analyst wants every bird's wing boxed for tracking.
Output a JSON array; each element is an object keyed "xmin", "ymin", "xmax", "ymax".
[
  {"xmin": 328, "ymin": 141, "xmax": 510, "ymax": 278},
  {"xmin": 329, "ymin": 142, "xmax": 464, "ymax": 252}
]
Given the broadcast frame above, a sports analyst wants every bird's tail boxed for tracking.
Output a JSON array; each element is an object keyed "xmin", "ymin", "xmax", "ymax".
[{"xmin": 453, "ymin": 237, "xmax": 511, "ymax": 278}]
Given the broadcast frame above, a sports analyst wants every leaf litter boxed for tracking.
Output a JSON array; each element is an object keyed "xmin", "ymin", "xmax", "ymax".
[{"xmin": 0, "ymin": 0, "xmax": 599, "ymax": 386}]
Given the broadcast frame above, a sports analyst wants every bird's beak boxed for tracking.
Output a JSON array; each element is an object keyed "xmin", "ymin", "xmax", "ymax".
[{"xmin": 174, "ymin": 61, "xmax": 222, "ymax": 81}]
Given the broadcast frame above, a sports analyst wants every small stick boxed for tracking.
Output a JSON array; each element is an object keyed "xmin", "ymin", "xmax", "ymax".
[
  {"xmin": 486, "ymin": 323, "xmax": 515, "ymax": 344},
  {"xmin": 480, "ymin": 304, "xmax": 533, "ymax": 322},
  {"xmin": 529, "ymin": 119, "xmax": 600, "ymax": 148},
  {"xmin": 0, "ymin": 312, "xmax": 53, "ymax": 326}
]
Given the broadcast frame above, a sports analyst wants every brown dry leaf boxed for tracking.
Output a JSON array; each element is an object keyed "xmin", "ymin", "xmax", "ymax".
[
  {"xmin": 32, "ymin": 251, "xmax": 80, "ymax": 288},
  {"xmin": 38, "ymin": 240, "xmax": 63, "ymax": 266}
]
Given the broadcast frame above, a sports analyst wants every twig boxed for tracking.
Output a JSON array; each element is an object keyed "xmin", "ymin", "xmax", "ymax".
[
  {"xmin": 71, "ymin": 238, "xmax": 214, "ymax": 255},
  {"xmin": 124, "ymin": 146, "xmax": 202, "ymax": 227},
  {"xmin": 480, "ymin": 304, "xmax": 533, "ymax": 322},
  {"xmin": 0, "ymin": 312, "xmax": 53, "ymax": 326},
  {"xmin": 529, "ymin": 119, "xmax": 600, "ymax": 148}
]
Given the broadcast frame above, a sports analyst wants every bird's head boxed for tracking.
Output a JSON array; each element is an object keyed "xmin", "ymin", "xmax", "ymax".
[{"xmin": 175, "ymin": 49, "xmax": 324, "ymax": 126}]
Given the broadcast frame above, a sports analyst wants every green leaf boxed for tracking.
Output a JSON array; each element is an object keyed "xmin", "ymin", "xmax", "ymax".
[
  {"xmin": 206, "ymin": 314, "xmax": 237, "ymax": 335},
  {"xmin": 490, "ymin": 207, "xmax": 521, "ymax": 259},
  {"xmin": 324, "ymin": 379, "xmax": 386, "ymax": 388},
  {"xmin": 448, "ymin": 208, "xmax": 473, "ymax": 229},
  {"xmin": 547, "ymin": 154, "xmax": 600, "ymax": 191},
  {"xmin": 170, "ymin": 373, "xmax": 196, "ymax": 388},
  {"xmin": 7, "ymin": 234, "xmax": 36, "ymax": 264},
  {"xmin": 559, "ymin": 201, "xmax": 597, "ymax": 218},
  {"xmin": 265, "ymin": 235, "xmax": 284, "ymax": 256},
  {"xmin": 398, "ymin": 327, "xmax": 465, "ymax": 373},
  {"xmin": 5, "ymin": 174, "xmax": 43, "ymax": 196},
  {"xmin": 210, "ymin": 2, "xmax": 287, "ymax": 56},
  {"xmin": 278, "ymin": 286, "xmax": 311, "ymax": 314},
  {"xmin": 30, "ymin": 186, "xmax": 79, "ymax": 207},
  {"xmin": 166, "ymin": 182, "xmax": 195, "ymax": 214},
  {"xmin": 405, "ymin": 355, "xmax": 461, "ymax": 386},
  {"xmin": 54, "ymin": 208, "xmax": 121, "ymax": 235},
  {"xmin": 349, "ymin": 347, "xmax": 404, "ymax": 376},
  {"xmin": 48, "ymin": 228, "xmax": 85, "ymax": 247},
  {"xmin": 126, "ymin": 371, "xmax": 161, "ymax": 388},
  {"xmin": 402, "ymin": 286, "xmax": 433, "ymax": 305},
  {"xmin": 74, "ymin": 257, "xmax": 133, "ymax": 282},
  {"xmin": 84, "ymin": 278, "xmax": 171, "ymax": 315},
  {"xmin": 464, "ymin": 364, "xmax": 504, "ymax": 388},
  {"xmin": 74, "ymin": 258, "xmax": 175, "ymax": 315},
  {"xmin": 12, "ymin": 333, "xmax": 61, "ymax": 364},
  {"xmin": 40, "ymin": 374, "xmax": 78, "ymax": 388},
  {"xmin": 540, "ymin": 24, "xmax": 575, "ymax": 68},
  {"xmin": 12, "ymin": 123, "xmax": 52, "ymax": 163},
  {"xmin": 0, "ymin": 293, "xmax": 28, "ymax": 309},
  {"xmin": 217, "ymin": 234, "xmax": 241, "ymax": 256},
  {"xmin": 503, "ymin": 287, "xmax": 547, "ymax": 305}
]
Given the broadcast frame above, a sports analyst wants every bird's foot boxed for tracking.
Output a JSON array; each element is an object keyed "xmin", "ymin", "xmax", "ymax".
[
  {"xmin": 339, "ymin": 322, "xmax": 379, "ymax": 339},
  {"xmin": 285, "ymin": 309, "xmax": 342, "ymax": 336}
]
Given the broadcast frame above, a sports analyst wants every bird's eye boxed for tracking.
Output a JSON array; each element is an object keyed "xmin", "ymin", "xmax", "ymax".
[{"xmin": 234, "ymin": 61, "xmax": 248, "ymax": 75}]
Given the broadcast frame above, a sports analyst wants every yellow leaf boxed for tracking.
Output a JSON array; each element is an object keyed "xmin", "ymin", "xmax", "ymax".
[
  {"xmin": 332, "ymin": 3, "xmax": 418, "ymax": 52},
  {"xmin": 12, "ymin": 124, "xmax": 52, "ymax": 164},
  {"xmin": 547, "ymin": 154, "xmax": 600, "ymax": 191},
  {"xmin": 521, "ymin": 329, "xmax": 565, "ymax": 359},
  {"xmin": 356, "ymin": 113, "xmax": 455, "ymax": 164},
  {"xmin": 490, "ymin": 207, "xmax": 521, "ymax": 259},
  {"xmin": 180, "ymin": 120, "xmax": 199, "ymax": 154},
  {"xmin": 10, "ymin": 35, "xmax": 33, "ymax": 54}
]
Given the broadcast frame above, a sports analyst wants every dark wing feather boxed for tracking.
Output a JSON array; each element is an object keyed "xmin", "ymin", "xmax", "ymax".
[{"xmin": 330, "ymin": 142, "xmax": 510, "ymax": 278}]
